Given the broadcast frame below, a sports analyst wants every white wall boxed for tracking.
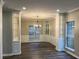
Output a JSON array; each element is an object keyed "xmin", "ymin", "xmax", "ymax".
[
  {"xmin": 21, "ymin": 35, "xmax": 53, "ymax": 43},
  {"xmin": 0, "ymin": 1, "xmax": 3, "ymax": 59},
  {"xmin": 21, "ymin": 20, "xmax": 55, "ymax": 45}
]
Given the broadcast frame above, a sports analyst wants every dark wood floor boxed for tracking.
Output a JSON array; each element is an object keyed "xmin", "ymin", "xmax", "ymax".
[{"xmin": 4, "ymin": 42, "xmax": 76, "ymax": 59}]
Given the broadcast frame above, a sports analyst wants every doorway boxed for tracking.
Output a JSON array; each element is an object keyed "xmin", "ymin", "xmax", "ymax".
[
  {"xmin": 66, "ymin": 21, "xmax": 75, "ymax": 51},
  {"xmin": 29, "ymin": 24, "xmax": 41, "ymax": 42}
]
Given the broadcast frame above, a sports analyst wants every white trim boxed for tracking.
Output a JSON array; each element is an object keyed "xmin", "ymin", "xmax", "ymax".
[
  {"xmin": 65, "ymin": 50, "xmax": 79, "ymax": 59},
  {"xmin": 3, "ymin": 52, "xmax": 21, "ymax": 57},
  {"xmin": 65, "ymin": 47, "xmax": 75, "ymax": 52},
  {"xmin": 65, "ymin": 21, "xmax": 75, "ymax": 52},
  {"xmin": 0, "ymin": 2, "xmax": 3, "ymax": 59},
  {"xmin": 19, "ymin": 11, "xmax": 22, "ymax": 54},
  {"xmin": 67, "ymin": 19, "xmax": 74, "ymax": 22},
  {"xmin": 56, "ymin": 48, "xmax": 64, "ymax": 51},
  {"xmin": 3, "ymin": 54, "xmax": 13, "ymax": 57},
  {"xmin": 68, "ymin": 7, "xmax": 79, "ymax": 13}
]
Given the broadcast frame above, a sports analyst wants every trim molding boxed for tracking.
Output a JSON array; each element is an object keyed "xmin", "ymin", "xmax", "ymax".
[
  {"xmin": 65, "ymin": 50, "xmax": 79, "ymax": 59},
  {"xmin": 65, "ymin": 47, "xmax": 75, "ymax": 52},
  {"xmin": 56, "ymin": 48, "xmax": 65, "ymax": 51},
  {"xmin": 68, "ymin": 7, "xmax": 79, "ymax": 13},
  {"xmin": 3, "ymin": 52, "xmax": 21, "ymax": 57}
]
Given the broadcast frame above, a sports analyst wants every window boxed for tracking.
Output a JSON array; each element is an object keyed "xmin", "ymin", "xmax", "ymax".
[
  {"xmin": 45, "ymin": 21, "xmax": 49, "ymax": 35},
  {"xmin": 45, "ymin": 23, "xmax": 49, "ymax": 34},
  {"xmin": 66, "ymin": 21, "xmax": 75, "ymax": 51},
  {"xmin": 29, "ymin": 25, "xmax": 41, "ymax": 40}
]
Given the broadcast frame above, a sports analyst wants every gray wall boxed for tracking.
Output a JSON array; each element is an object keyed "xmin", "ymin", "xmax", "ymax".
[
  {"xmin": 0, "ymin": 3, "xmax": 2, "ymax": 59},
  {"xmin": 3, "ymin": 10, "xmax": 13, "ymax": 54}
]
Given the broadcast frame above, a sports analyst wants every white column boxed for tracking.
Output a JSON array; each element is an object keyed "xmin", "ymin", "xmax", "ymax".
[
  {"xmin": 56, "ymin": 13, "xmax": 60, "ymax": 50},
  {"xmin": 12, "ymin": 11, "xmax": 22, "ymax": 55},
  {"xmin": 0, "ymin": 0, "xmax": 3, "ymax": 59},
  {"xmin": 19, "ymin": 11, "xmax": 22, "ymax": 54},
  {"xmin": 56, "ymin": 13, "xmax": 65, "ymax": 51},
  {"xmin": 12, "ymin": 12, "xmax": 22, "ymax": 55}
]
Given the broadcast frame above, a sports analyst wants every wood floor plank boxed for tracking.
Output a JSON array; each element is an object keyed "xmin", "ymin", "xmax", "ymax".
[{"xmin": 3, "ymin": 42, "xmax": 77, "ymax": 59}]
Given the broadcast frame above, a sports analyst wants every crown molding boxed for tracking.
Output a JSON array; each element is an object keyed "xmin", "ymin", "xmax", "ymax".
[
  {"xmin": 68, "ymin": 7, "xmax": 79, "ymax": 13},
  {"xmin": 0, "ymin": 0, "xmax": 4, "ymax": 6}
]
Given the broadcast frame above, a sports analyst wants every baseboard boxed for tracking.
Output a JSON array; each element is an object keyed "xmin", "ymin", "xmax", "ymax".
[
  {"xmin": 56, "ymin": 47, "xmax": 65, "ymax": 51},
  {"xmin": 56, "ymin": 49, "xmax": 65, "ymax": 51},
  {"xmin": 65, "ymin": 50, "xmax": 79, "ymax": 59},
  {"xmin": 21, "ymin": 41, "xmax": 46, "ymax": 43},
  {"xmin": 3, "ymin": 53, "xmax": 14, "ymax": 56},
  {"xmin": 3, "ymin": 52, "xmax": 21, "ymax": 57},
  {"xmin": 21, "ymin": 41, "xmax": 50, "ymax": 43}
]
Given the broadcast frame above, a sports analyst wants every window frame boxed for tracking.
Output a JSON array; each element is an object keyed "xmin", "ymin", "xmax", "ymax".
[{"xmin": 65, "ymin": 21, "xmax": 75, "ymax": 52}]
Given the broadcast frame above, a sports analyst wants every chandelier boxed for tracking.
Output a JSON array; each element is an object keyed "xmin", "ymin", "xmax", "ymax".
[{"xmin": 34, "ymin": 16, "xmax": 41, "ymax": 28}]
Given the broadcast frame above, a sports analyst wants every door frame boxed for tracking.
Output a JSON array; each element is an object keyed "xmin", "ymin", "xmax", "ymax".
[{"xmin": 65, "ymin": 21, "xmax": 75, "ymax": 52}]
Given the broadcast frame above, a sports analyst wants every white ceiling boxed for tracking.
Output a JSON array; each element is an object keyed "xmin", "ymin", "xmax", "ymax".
[
  {"xmin": 4, "ymin": 0, "xmax": 79, "ymax": 12},
  {"xmin": 4, "ymin": 0, "xmax": 79, "ymax": 19}
]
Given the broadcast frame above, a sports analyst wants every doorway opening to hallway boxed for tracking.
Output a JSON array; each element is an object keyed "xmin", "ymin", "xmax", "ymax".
[{"xmin": 29, "ymin": 24, "xmax": 41, "ymax": 41}]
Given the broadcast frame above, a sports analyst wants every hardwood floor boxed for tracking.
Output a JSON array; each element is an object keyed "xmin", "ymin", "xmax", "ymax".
[{"xmin": 3, "ymin": 42, "xmax": 76, "ymax": 59}]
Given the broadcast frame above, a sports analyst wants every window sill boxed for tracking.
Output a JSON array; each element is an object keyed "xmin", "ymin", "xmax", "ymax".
[{"xmin": 65, "ymin": 47, "xmax": 75, "ymax": 52}]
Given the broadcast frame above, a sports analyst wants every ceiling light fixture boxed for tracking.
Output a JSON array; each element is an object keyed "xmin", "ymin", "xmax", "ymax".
[
  {"xmin": 22, "ymin": 7, "xmax": 26, "ymax": 10},
  {"xmin": 56, "ymin": 9, "xmax": 60, "ymax": 12}
]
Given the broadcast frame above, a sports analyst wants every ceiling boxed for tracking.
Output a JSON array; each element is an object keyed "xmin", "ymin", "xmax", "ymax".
[
  {"xmin": 4, "ymin": 0, "xmax": 79, "ymax": 19},
  {"xmin": 4, "ymin": 0, "xmax": 79, "ymax": 12}
]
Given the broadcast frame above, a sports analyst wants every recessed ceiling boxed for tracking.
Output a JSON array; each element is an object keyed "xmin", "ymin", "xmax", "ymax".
[
  {"xmin": 4, "ymin": 0, "xmax": 79, "ymax": 19},
  {"xmin": 4, "ymin": 0, "xmax": 79, "ymax": 13}
]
